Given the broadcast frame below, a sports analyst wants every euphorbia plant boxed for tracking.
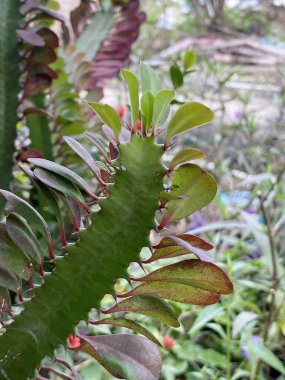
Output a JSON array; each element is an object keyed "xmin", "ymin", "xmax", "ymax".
[{"xmin": 0, "ymin": 63, "xmax": 233, "ymax": 380}]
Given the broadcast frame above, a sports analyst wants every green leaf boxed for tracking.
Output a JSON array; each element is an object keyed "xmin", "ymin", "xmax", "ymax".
[
  {"xmin": 0, "ymin": 223, "xmax": 32, "ymax": 281},
  {"xmin": 92, "ymin": 317, "xmax": 161, "ymax": 346},
  {"xmin": 6, "ymin": 213, "xmax": 45, "ymax": 265},
  {"xmin": 189, "ymin": 304, "xmax": 224, "ymax": 336},
  {"xmin": 152, "ymin": 89, "xmax": 175, "ymax": 129},
  {"xmin": 183, "ymin": 51, "xmax": 196, "ymax": 70},
  {"xmin": 103, "ymin": 295, "xmax": 179, "ymax": 328},
  {"xmin": 169, "ymin": 148, "xmax": 205, "ymax": 170},
  {"xmin": 77, "ymin": 334, "xmax": 162, "ymax": 380},
  {"xmin": 166, "ymin": 102, "xmax": 214, "ymax": 142},
  {"xmin": 154, "ymin": 234, "xmax": 213, "ymax": 250},
  {"xmin": 29, "ymin": 158, "xmax": 96, "ymax": 199},
  {"xmin": 247, "ymin": 340, "xmax": 285, "ymax": 375},
  {"xmin": 87, "ymin": 102, "xmax": 122, "ymax": 139},
  {"xmin": 170, "ymin": 65, "xmax": 183, "ymax": 88},
  {"xmin": 119, "ymin": 282, "xmax": 220, "ymax": 306},
  {"xmin": 0, "ymin": 190, "xmax": 52, "ymax": 246},
  {"xmin": 0, "ymin": 267, "xmax": 21, "ymax": 293},
  {"xmin": 163, "ymin": 164, "xmax": 217, "ymax": 221},
  {"xmin": 33, "ymin": 168, "xmax": 85, "ymax": 204},
  {"xmin": 141, "ymin": 91, "xmax": 154, "ymax": 132},
  {"xmin": 131, "ymin": 260, "xmax": 233, "ymax": 294},
  {"xmin": 143, "ymin": 246, "xmax": 189, "ymax": 263},
  {"xmin": 121, "ymin": 69, "xmax": 139, "ymax": 127},
  {"xmin": 140, "ymin": 62, "xmax": 161, "ymax": 95}
]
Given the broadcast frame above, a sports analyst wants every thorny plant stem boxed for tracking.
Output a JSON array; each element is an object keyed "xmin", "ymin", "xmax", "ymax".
[{"xmin": 251, "ymin": 192, "xmax": 279, "ymax": 380}]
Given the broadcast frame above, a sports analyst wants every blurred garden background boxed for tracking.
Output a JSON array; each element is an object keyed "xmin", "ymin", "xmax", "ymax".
[{"xmin": 1, "ymin": 0, "xmax": 285, "ymax": 379}]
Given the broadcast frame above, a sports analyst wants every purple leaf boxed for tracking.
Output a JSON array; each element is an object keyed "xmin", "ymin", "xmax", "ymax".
[{"xmin": 17, "ymin": 29, "xmax": 45, "ymax": 46}]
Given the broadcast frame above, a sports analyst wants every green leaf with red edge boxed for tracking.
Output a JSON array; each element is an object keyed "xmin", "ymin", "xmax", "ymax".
[
  {"xmin": 166, "ymin": 102, "xmax": 214, "ymax": 142},
  {"xmin": 130, "ymin": 260, "xmax": 233, "ymax": 295},
  {"xmin": 169, "ymin": 148, "xmax": 205, "ymax": 170},
  {"xmin": 87, "ymin": 102, "xmax": 122, "ymax": 139},
  {"xmin": 0, "ymin": 268, "xmax": 21, "ymax": 294},
  {"xmin": 159, "ymin": 191, "xmax": 179, "ymax": 207},
  {"xmin": 29, "ymin": 158, "xmax": 97, "ymax": 199},
  {"xmin": 77, "ymin": 334, "xmax": 162, "ymax": 380},
  {"xmin": 0, "ymin": 223, "xmax": 33, "ymax": 281},
  {"xmin": 162, "ymin": 164, "xmax": 217, "ymax": 221},
  {"xmin": 118, "ymin": 282, "xmax": 220, "ymax": 306},
  {"xmin": 33, "ymin": 168, "xmax": 85, "ymax": 204},
  {"xmin": 91, "ymin": 317, "xmax": 161, "ymax": 346},
  {"xmin": 143, "ymin": 234, "xmax": 214, "ymax": 263},
  {"xmin": 23, "ymin": 107, "xmax": 52, "ymax": 118},
  {"xmin": 6, "ymin": 213, "xmax": 44, "ymax": 265},
  {"xmin": 29, "ymin": 46, "xmax": 57, "ymax": 64},
  {"xmin": 63, "ymin": 136, "xmax": 104, "ymax": 185},
  {"xmin": 102, "ymin": 295, "xmax": 179, "ymax": 328},
  {"xmin": 28, "ymin": 63, "xmax": 58, "ymax": 79},
  {"xmin": 142, "ymin": 246, "xmax": 189, "ymax": 264},
  {"xmin": 154, "ymin": 234, "xmax": 213, "ymax": 250}
]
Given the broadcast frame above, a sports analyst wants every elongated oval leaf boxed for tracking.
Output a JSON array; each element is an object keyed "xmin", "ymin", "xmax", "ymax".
[
  {"xmin": 152, "ymin": 89, "xmax": 175, "ymax": 129},
  {"xmin": 166, "ymin": 102, "xmax": 214, "ymax": 142},
  {"xmin": 169, "ymin": 148, "xmax": 205, "ymax": 170},
  {"xmin": 29, "ymin": 158, "xmax": 96, "ymax": 199},
  {"xmin": 0, "ymin": 268, "xmax": 21, "ymax": 293},
  {"xmin": 170, "ymin": 64, "xmax": 183, "ymax": 88},
  {"xmin": 6, "ymin": 213, "xmax": 44, "ymax": 265},
  {"xmin": 63, "ymin": 136, "xmax": 104, "ymax": 185},
  {"xmin": 154, "ymin": 234, "xmax": 213, "ymax": 250},
  {"xmin": 121, "ymin": 69, "xmax": 139, "ymax": 127},
  {"xmin": 131, "ymin": 260, "xmax": 233, "ymax": 294},
  {"xmin": 78, "ymin": 334, "xmax": 162, "ymax": 380},
  {"xmin": 143, "ymin": 246, "xmax": 189, "ymax": 263},
  {"xmin": 92, "ymin": 317, "xmax": 161, "ymax": 346},
  {"xmin": 0, "ymin": 224, "xmax": 32, "ymax": 281},
  {"xmin": 141, "ymin": 91, "xmax": 154, "ymax": 132},
  {"xmin": 0, "ymin": 190, "xmax": 52, "ymax": 248},
  {"xmin": 103, "ymin": 295, "xmax": 179, "ymax": 328},
  {"xmin": 87, "ymin": 102, "xmax": 122, "ymax": 139},
  {"xmin": 118, "ymin": 282, "xmax": 220, "ymax": 306},
  {"xmin": 33, "ymin": 168, "xmax": 85, "ymax": 204},
  {"xmin": 183, "ymin": 51, "xmax": 196, "ymax": 70},
  {"xmin": 163, "ymin": 164, "xmax": 217, "ymax": 221},
  {"xmin": 140, "ymin": 62, "xmax": 161, "ymax": 95}
]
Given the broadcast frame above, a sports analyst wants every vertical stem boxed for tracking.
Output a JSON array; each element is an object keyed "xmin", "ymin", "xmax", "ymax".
[{"xmin": 226, "ymin": 301, "xmax": 231, "ymax": 380}]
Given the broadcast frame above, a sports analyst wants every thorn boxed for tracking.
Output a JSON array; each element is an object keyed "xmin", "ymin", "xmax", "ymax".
[{"xmin": 138, "ymin": 262, "xmax": 147, "ymax": 274}]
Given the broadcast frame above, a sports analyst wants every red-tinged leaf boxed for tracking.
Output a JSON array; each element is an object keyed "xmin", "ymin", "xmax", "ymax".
[
  {"xmin": 33, "ymin": 168, "xmax": 85, "ymax": 205},
  {"xmin": 77, "ymin": 334, "xmax": 162, "ymax": 380},
  {"xmin": 118, "ymin": 282, "xmax": 220, "ymax": 306},
  {"xmin": 63, "ymin": 137, "xmax": 105, "ymax": 185},
  {"xmin": 0, "ymin": 190, "xmax": 53, "ymax": 257},
  {"xmin": 154, "ymin": 234, "xmax": 213, "ymax": 250},
  {"xmin": 102, "ymin": 295, "xmax": 179, "ymax": 328},
  {"xmin": 169, "ymin": 148, "xmax": 205, "ymax": 170},
  {"xmin": 17, "ymin": 29, "xmax": 45, "ymax": 46},
  {"xmin": 102, "ymin": 125, "xmax": 118, "ymax": 147},
  {"xmin": 20, "ymin": 1, "xmax": 66, "ymax": 23},
  {"xmin": 84, "ymin": 132, "xmax": 110, "ymax": 163},
  {"xmin": 29, "ymin": 158, "xmax": 97, "ymax": 200},
  {"xmin": 28, "ymin": 63, "xmax": 58, "ymax": 79},
  {"xmin": 6, "ymin": 213, "xmax": 45, "ymax": 265},
  {"xmin": 91, "ymin": 318, "xmax": 161, "ymax": 346},
  {"xmin": 0, "ymin": 224, "xmax": 33, "ymax": 281},
  {"xmin": 130, "ymin": 260, "xmax": 233, "ymax": 295},
  {"xmin": 36, "ymin": 28, "xmax": 59, "ymax": 49},
  {"xmin": 16, "ymin": 148, "xmax": 44, "ymax": 162},
  {"xmin": 24, "ymin": 74, "xmax": 52, "ymax": 96},
  {"xmin": 29, "ymin": 46, "xmax": 57, "ymax": 64},
  {"xmin": 0, "ymin": 268, "xmax": 21, "ymax": 294},
  {"xmin": 162, "ymin": 164, "xmax": 217, "ymax": 222},
  {"xmin": 142, "ymin": 246, "xmax": 189, "ymax": 264}
]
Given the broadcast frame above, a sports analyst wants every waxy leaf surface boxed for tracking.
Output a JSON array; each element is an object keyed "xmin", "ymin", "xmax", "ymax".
[
  {"xmin": 121, "ymin": 69, "xmax": 139, "ymax": 126},
  {"xmin": 88, "ymin": 102, "xmax": 122, "ymax": 139},
  {"xmin": 169, "ymin": 148, "xmax": 205, "ymax": 169}
]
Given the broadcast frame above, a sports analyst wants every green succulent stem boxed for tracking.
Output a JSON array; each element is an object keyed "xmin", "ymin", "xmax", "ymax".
[
  {"xmin": 0, "ymin": 135, "xmax": 164, "ymax": 379},
  {"xmin": 0, "ymin": 0, "xmax": 21, "ymax": 215}
]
